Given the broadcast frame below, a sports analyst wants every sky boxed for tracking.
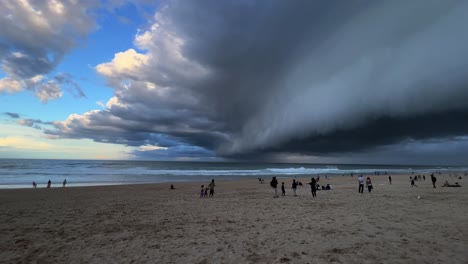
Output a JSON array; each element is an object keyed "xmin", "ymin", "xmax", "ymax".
[{"xmin": 1, "ymin": 0, "xmax": 468, "ymax": 165}]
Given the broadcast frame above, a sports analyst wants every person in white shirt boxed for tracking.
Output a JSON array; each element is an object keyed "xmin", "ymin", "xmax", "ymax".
[{"xmin": 358, "ymin": 175, "xmax": 364, "ymax": 193}]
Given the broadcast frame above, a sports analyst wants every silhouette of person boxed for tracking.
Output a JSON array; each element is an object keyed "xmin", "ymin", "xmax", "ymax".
[
  {"xmin": 281, "ymin": 182, "xmax": 286, "ymax": 196},
  {"xmin": 208, "ymin": 179, "xmax": 215, "ymax": 197},
  {"xmin": 308, "ymin": 177, "xmax": 317, "ymax": 197},
  {"xmin": 47, "ymin": 180, "xmax": 51, "ymax": 188},
  {"xmin": 270, "ymin": 177, "xmax": 279, "ymax": 198},
  {"xmin": 292, "ymin": 179, "xmax": 298, "ymax": 196},
  {"xmin": 62, "ymin": 179, "xmax": 67, "ymax": 188},
  {"xmin": 431, "ymin": 174, "xmax": 437, "ymax": 188}
]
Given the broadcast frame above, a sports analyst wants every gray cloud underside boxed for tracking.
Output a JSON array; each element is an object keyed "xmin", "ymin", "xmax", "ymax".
[{"xmin": 47, "ymin": 0, "xmax": 468, "ymax": 161}]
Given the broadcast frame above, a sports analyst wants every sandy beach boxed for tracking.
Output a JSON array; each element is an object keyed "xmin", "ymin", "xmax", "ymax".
[{"xmin": 1, "ymin": 174, "xmax": 467, "ymax": 264}]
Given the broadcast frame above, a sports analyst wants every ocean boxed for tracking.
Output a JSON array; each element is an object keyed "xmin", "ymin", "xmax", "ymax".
[{"xmin": 0, "ymin": 159, "xmax": 465, "ymax": 189}]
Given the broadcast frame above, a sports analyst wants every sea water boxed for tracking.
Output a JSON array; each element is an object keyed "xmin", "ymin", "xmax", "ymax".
[{"xmin": 0, "ymin": 159, "xmax": 464, "ymax": 189}]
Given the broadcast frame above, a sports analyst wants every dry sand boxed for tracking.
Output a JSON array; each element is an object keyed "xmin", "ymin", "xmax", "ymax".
[{"xmin": 1, "ymin": 174, "xmax": 467, "ymax": 264}]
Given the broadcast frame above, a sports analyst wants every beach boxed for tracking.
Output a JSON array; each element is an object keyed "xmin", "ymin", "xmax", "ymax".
[{"xmin": 1, "ymin": 174, "xmax": 467, "ymax": 264}]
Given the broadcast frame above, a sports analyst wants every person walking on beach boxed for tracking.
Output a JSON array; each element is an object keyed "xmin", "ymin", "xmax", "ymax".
[
  {"xmin": 292, "ymin": 179, "xmax": 298, "ymax": 196},
  {"xmin": 411, "ymin": 178, "xmax": 418, "ymax": 188},
  {"xmin": 388, "ymin": 175, "xmax": 392, "ymax": 185},
  {"xmin": 270, "ymin": 177, "xmax": 279, "ymax": 198},
  {"xmin": 62, "ymin": 179, "xmax": 67, "ymax": 188},
  {"xmin": 281, "ymin": 182, "xmax": 286, "ymax": 196},
  {"xmin": 358, "ymin": 175, "xmax": 364, "ymax": 193},
  {"xmin": 47, "ymin": 180, "xmax": 51, "ymax": 188},
  {"xmin": 366, "ymin": 177, "xmax": 373, "ymax": 192},
  {"xmin": 308, "ymin": 177, "xmax": 317, "ymax": 197},
  {"xmin": 208, "ymin": 179, "xmax": 215, "ymax": 197},
  {"xmin": 431, "ymin": 174, "xmax": 437, "ymax": 188}
]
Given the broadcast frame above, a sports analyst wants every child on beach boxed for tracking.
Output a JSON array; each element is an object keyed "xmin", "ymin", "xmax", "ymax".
[
  {"xmin": 204, "ymin": 187, "xmax": 209, "ymax": 197},
  {"xmin": 281, "ymin": 182, "xmax": 285, "ymax": 196},
  {"xmin": 200, "ymin": 185, "xmax": 205, "ymax": 198}
]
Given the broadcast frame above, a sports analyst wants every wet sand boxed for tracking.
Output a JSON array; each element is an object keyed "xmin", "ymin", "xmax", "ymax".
[{"xmin": 1, "ymin": 174, "xmax": 467, "ymax": 263}]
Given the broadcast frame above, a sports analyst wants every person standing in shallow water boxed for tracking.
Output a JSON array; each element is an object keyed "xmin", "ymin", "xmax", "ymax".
[
  {"xmin": 270, "ymin": 177, "xmax": 279, "ymax": 198},
  {"xmin": 308, "ymin": 177, "xmax": 317, "ymax": 197},
  {"xmin": 208, "ymin": 179, "xmax": 215, "ymax": 197}
]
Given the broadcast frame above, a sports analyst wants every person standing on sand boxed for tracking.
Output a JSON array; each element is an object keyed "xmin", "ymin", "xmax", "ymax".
[
  {"xmin": 292, "ymin": 179, "xmax": 298, "ymax": 196},
  {"xmin": 32, "ymin": 181, "xmax": 37, "ymax": 188},
  {"xmin": 47, "ymin": 180, "xmax": 51, "ymax": 188},
  {"xmin": 208, "ymin": 179, "xmax": 215, "ymax": 197},
  {"xmin": 308, "ymin": 177, "xmax": 317, "ymax": 197},
  {"xmin": 62, "ymin": 179, "xmax": 67, "ymax": 188},
  {"xmin": 411, "ymin": 178, "xmax": 418, "ymax": 188},
  {"xmin": 366, "ymin": 177, "xmax": 373, "ymax": 192},
  {"xmin": 281, "ymin": 182, "xmax": 286, "ymax": 196},
  {"xmin": 270, "ymin": 177, "xmax": 279, "ymax": 198},
  {"xmin": 200, "ymin": 185, "xmax": 205, "ymax": 198},
  {"xmin": 388, "ymin": 176, "xmax": 392, "ymax": 185},
  {"xmin": 358, "ymin": 175, "xmax": 364, "ymax": 193},
  {"xmin": 431, "ymin": 174, "xmax": 437, "ymax": 188}
]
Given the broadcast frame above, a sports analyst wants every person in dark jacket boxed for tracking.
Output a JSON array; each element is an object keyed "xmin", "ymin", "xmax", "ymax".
[{"xmin": 270, "ymin": 177, "xmax": 279, "ymax": 198}]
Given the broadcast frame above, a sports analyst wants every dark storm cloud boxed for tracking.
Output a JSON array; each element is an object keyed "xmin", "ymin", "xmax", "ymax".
[
  {"xmin": 47, "ymin": 0, "xmax": 468, "ymax": 162},
  {"xmin": 54, "ymin": 73, "xmax": 87, "ymax": 98},
  {"xmin": 3, "ymin": 112, "xmax": 20, "ymax": 119}
]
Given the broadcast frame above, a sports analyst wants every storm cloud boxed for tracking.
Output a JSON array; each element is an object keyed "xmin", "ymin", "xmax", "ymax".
[{"xmin": 44, "ymin": 0, "xmax": 468, "ymax": 162}]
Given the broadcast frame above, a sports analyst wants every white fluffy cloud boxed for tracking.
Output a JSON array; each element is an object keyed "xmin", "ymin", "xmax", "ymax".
[{"xmin": 0, "ymin": 0, "xmax": 96, "ymax": 101}]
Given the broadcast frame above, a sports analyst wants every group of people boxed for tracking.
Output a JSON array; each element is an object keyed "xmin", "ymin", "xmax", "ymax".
[
  {"xmin": 200, "ymin": 179, "xmax": 216, "ymax": 198},
  {"xmin": 32, "ymin": 179, "xmax": 67, "ymax": 188},
  {"xmin": 270, "ymin": 176, "xmax": 332, "ymax": 198},
  {"xmin": 357, "ymin": 175, "xmax": 373, "ymax": 193}
]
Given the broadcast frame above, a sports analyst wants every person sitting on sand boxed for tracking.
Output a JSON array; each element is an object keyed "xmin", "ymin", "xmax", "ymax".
[
  {"xmin": 442, "ymin": 181, "xmax": 449, "ymax": 187},
  {"xmin": 170, "ymin": 184, "xmax": 175, "ymax": 190},
  {"xmin": 270, "ymin": 176, "xmax": 279, "ymax": 198}
]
